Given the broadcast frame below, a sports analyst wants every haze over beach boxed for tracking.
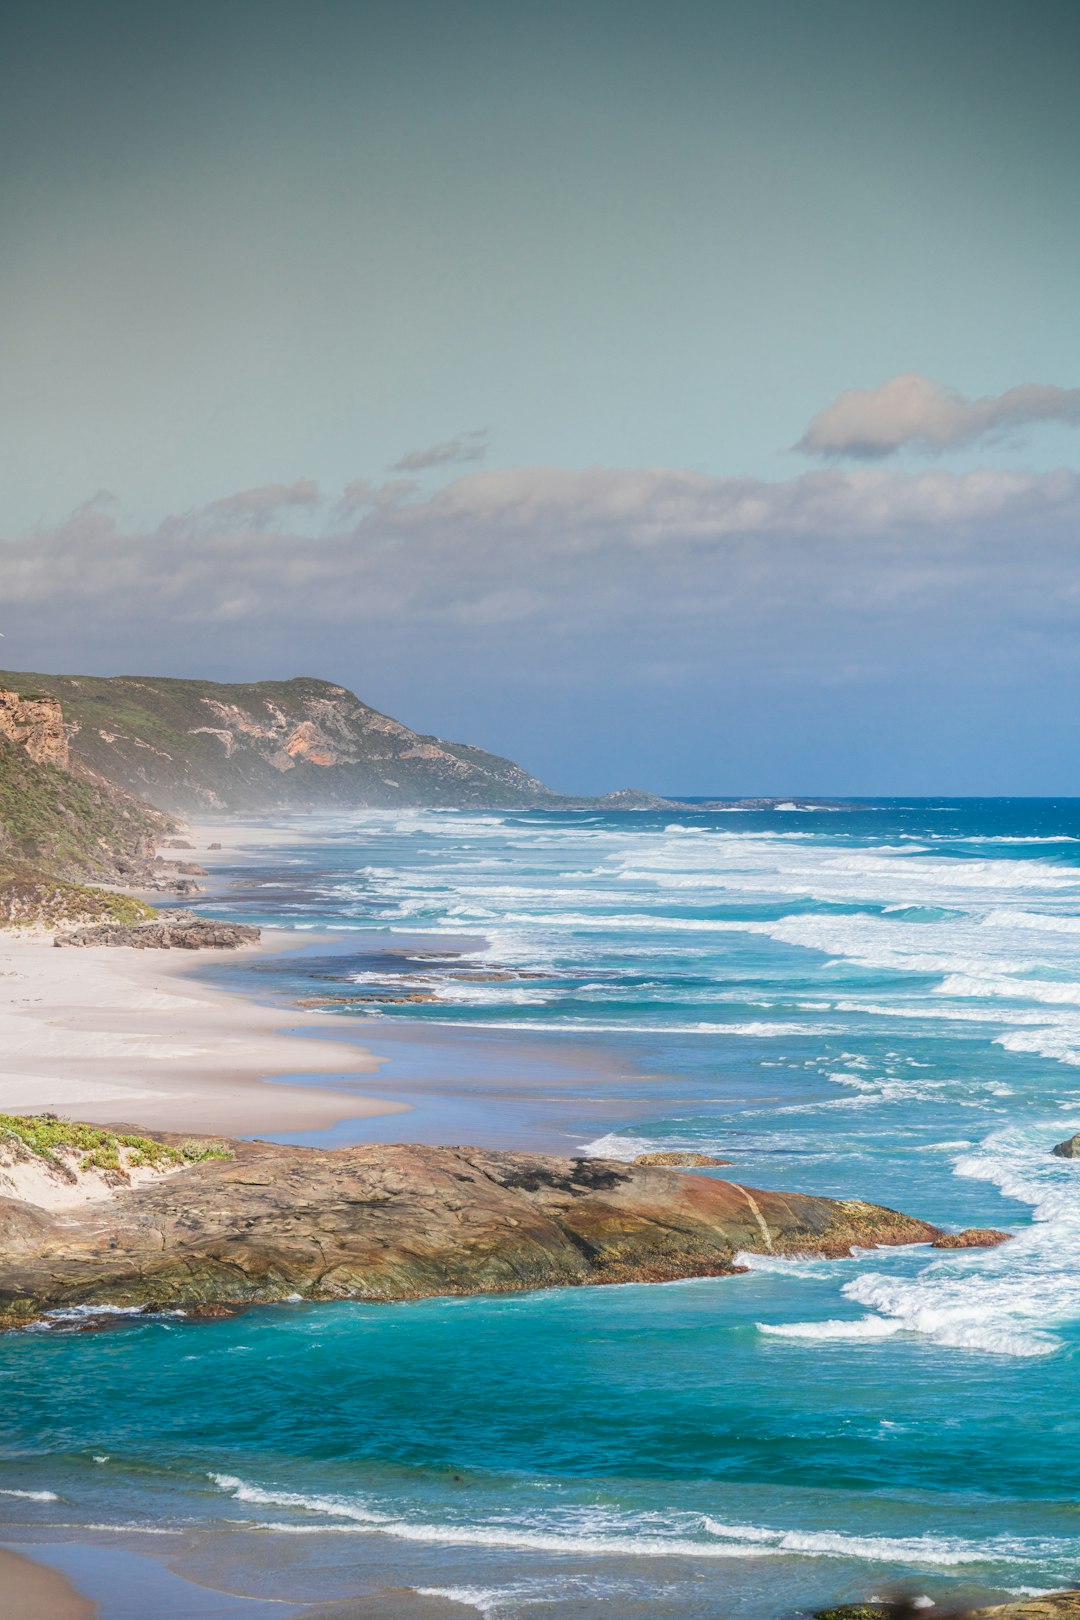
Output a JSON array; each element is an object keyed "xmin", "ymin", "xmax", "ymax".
[{"xmin": 2, "ymin": 2, "xmax": 1080, "ymax": 1618}]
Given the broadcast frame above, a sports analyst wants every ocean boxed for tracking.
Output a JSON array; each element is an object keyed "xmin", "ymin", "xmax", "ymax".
[{"xmin": 4, "ymin": 800, "xmax": 1080, "ymax": 1617}]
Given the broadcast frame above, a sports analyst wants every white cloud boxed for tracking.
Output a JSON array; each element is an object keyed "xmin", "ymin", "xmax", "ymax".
[
  {"xmin": 389, "ymin": 429, "xmax": 489, "ymax": 472},
  {"xmin": 797, "ymin": 373, "xmax": 1080, "ymax": 459},
  {"xmin": 203, "ymin": 479, "xmax": 321, "ymax": 525}
]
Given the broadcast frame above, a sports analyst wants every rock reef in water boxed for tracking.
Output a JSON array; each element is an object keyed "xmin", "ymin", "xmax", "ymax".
[
  {"xmin": 931, "ymin": 1228, "xmax": 1013, "ymax": 1249},
  {"xmin": 818, "ymin": 1593, "xmax": 1080, "ymax": 1619},
  {"xmin": 1052, "ymin": 1132, "xmax": 1080, "ymax": 1158},
  {"xmin": 0, "ymin": 1136, "xmax": 943, "ymax": 1327},
  {"xmin": 633, "ymin": 1151, "xmax": 732, "ymax": 1167}
]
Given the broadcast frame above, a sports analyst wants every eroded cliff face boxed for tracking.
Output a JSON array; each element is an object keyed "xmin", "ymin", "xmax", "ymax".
[
  {"xmin": 0, "ymin": 689, "xmax": 68, "ymax": 769},
  {"xmin": 0, "ymin": 1136, "xmax": 944, "ymax": 1325}
]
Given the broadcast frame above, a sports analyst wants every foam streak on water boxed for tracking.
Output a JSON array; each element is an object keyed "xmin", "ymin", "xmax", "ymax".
[{"xmin": 6, "ymin": 800, "xmax": 1080, "ymax": 1617}]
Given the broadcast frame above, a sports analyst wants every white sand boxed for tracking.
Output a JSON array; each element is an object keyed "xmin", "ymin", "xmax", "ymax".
[
  {"xmin": 0, "ymin": 1141, "xmax": 185, "ymax": 1211},
  {"xmin": 0, "ymin": 930, "xmax": 407, "ymax": 1136}
]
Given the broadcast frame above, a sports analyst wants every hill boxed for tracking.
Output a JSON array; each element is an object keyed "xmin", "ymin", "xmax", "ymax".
[
  {"xmin": 0, "ymin": 687, "xmax": 169, "ymax": 927},
  {"xmin": 0, "ymin": 672, "xmax": 569, "ymax": 815}
]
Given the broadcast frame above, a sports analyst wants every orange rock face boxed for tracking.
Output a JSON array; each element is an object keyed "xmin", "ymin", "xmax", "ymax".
[{"xmin": 0, "ymin": 689, "xmax": 68, "ymax": 768}]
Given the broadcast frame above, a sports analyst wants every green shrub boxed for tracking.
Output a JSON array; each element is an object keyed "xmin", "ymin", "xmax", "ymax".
[{"xmin": 0, "ymin": 1115, "xmax": 233, "ymax": 1174}]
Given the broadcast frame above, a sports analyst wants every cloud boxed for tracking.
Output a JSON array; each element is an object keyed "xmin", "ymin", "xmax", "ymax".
[
  {"xmin": 10, "ymin": 458, "xmax": 1080, "ymax": 793},
  {"xmin": 204, "ymin": 479, "xmax": 321, "ymax": 526},
  {"xmin": 389, "ymin": 429, "xmax": 489, "ymax": 472},
  {"xmin": 797, "ymin": 373, "xmax": 1080, "ymax": 459},
  {"xmin": 7, "ymin": 462, "xmax": 1080, "ymax": 634}
]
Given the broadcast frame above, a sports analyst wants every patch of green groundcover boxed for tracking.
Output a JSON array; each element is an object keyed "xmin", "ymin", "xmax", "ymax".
[
  {"xmin": 0, "ymin": 1114, "xmax": 233, "ymax": 1174},
  {"xmin": 0, "ymin": 860, "xmax": 156, "ymax": 929}
]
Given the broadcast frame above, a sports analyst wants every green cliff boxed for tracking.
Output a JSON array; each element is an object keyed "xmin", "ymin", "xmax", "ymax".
[
  {"xmin": 0, "ymin": 688, "xmax": 166, "ymax": 927},
  {"xmin": 0, "ymin": 671, "xmax": 563, "ymax": 815}
]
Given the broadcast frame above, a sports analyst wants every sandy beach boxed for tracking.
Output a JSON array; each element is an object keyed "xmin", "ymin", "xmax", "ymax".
[
  {"xmin": 0, "ymin": 928, "xmax": 407, "ymax": 1136},
  {"xmin": 0, "ymin": 1548, "xmax": 97, "ymax": 1619}
]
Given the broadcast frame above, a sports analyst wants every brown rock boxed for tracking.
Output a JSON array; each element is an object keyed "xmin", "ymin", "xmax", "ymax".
[
  {"xmin": 0, "ymin": 689, "xmax": 68, "ymax": 768},
  {"xmin": 55, "ymin": 916, "xmax": 259, "ymax": 950},
  {"xmin": 0, "ymin": 1138, "xmax": 942, "ymax": 1327},
  {"xmin": 968, "ymin": 1591, "xmax": 1080, "ymax": 1618},
  {"xmin": 633, "ymin": 1151, "xmax": 732, "ymax": 1167},
  {"xmin": 932, "ymin": 1228, "xmax": 1013, "ymax": 1249},
  {"xmin": 1052, "ymin": 1133, "xmax": 1080, "ymax": 1158},
  {"xmin": 818, "ymin": 1592, "xmax": 1080, "ymax": 1620}
]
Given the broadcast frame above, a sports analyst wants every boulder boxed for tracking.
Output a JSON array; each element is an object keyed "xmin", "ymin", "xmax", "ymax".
[{"xmin": 1052, "ymin": 1133, "xmax": 1080, "ymax": 1158}]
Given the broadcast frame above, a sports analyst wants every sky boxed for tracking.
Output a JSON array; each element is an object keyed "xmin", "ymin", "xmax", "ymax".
[{"xmin": 3, "ymin": 0, "xmax": 1080, "ymax": 795}]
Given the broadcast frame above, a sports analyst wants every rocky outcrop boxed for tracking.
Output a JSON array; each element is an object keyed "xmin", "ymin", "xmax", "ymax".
[
  {"xmin": 0, "ymin": 689, "xmax": 68, "ymax": 768},
  {"xmin": 0, "ymin": 1136, "xmax": 942, "ymax": 1327},
  {"xmin": 966, "ymin": 1596, "xmax": 1080, "ymax": 1618},
  {"xmin": 633, "ymin": 1151, "xmax": 732, "ymax": 1167},
  {"xmin": 1052, "ymin": 1133, "xmax": 1080, "ymax": 1158},
  {"xmin": 931, "ymin": 1228, "xmax": 1013, "ymax": 1248},
  {"xmin": 54, "ymin": 913, "xmax": 260, "ymax": 949},
  {"xmin": 818, "ymin": 1594, "xmax": 1080, "ymax": 1619}
]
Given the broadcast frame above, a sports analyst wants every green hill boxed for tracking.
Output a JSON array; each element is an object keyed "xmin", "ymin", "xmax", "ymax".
[{"xmin": 0, "ymin": 672, "xmax": 561, "ymax": 815}]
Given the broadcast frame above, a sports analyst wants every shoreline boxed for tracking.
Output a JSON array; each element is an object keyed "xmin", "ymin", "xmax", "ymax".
[{"xmin": 0, "ymin": 926, "xmax": 408, "ymax": 1137}]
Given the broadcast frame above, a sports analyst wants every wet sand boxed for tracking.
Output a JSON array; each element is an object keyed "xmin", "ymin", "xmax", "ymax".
[{"xmin": 0, "ymin": 1547, "xmax": 97, "ymax": 1619}]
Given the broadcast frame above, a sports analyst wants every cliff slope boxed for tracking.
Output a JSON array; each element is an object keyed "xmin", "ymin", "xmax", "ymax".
[
  {"xmin": 0, "ymin": 671, "xmax": 569, "ymax": 814},
  {"xmin": 0, "ymin": 687, "xmax": 171, "ymax": 927}
]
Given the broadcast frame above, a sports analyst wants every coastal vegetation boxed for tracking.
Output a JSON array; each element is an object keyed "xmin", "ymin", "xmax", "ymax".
[
  {"xmin": 0, "ymin": 733, "xmax": 163, "ymax": 882},
  {"xmin": 0, "ymin": 688, "xmax": 174, "ymax": 930},
  {"xmin": 0, "ymin": 1114, "xmax": 232, "ymax": 1174},
  {"xmin": 0, "ymin": 859, "xmax": 156, "ymax": 930}
]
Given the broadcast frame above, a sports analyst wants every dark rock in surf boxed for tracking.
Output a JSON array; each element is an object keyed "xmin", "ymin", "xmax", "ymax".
[{"xmin": 633, "ymin": 1151, "xmax": 732, "ymax": 1167}]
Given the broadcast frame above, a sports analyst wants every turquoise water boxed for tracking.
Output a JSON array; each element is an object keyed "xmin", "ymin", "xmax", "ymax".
[{"xmin": 4, "ymin": 802, "xmax": 1080, "ymax": 1616}]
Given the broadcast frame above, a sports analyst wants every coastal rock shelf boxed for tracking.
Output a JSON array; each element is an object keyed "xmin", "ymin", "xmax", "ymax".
[
  {"xmin": 53, "ymin": 914, "xmax": 260, "ymax": 949},
  {"xmin": 0, "ymin": 1134, "xmax": 943, "ymax": 1326},
  {"xmin": 818, "ymin": 1594, "xmax": 1080, "ymax": 1619}
]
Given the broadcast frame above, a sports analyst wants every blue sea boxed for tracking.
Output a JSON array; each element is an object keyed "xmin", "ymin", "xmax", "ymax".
[{"xmin": 5, "ymin": 801, "xmax": 1080, "ymax": 1617}]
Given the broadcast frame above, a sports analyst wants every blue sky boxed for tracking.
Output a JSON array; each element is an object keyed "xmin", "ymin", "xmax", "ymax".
[{"xmin": 3, "ymin": 0, "xmax": 1080, "ymax": 793}]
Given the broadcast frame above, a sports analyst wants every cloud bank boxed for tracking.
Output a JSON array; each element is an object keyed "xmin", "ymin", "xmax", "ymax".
[
  {"xmin": 7, "ymin": 461, "xmax": 1080, "ymax": 792},
  {"xmin": 7, "ymin": 462, "xmax": 1080, "ymax": 634},
  {"xmin": 798, "ymin": 373, "xmax": 1080, "ymax": 459}
]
